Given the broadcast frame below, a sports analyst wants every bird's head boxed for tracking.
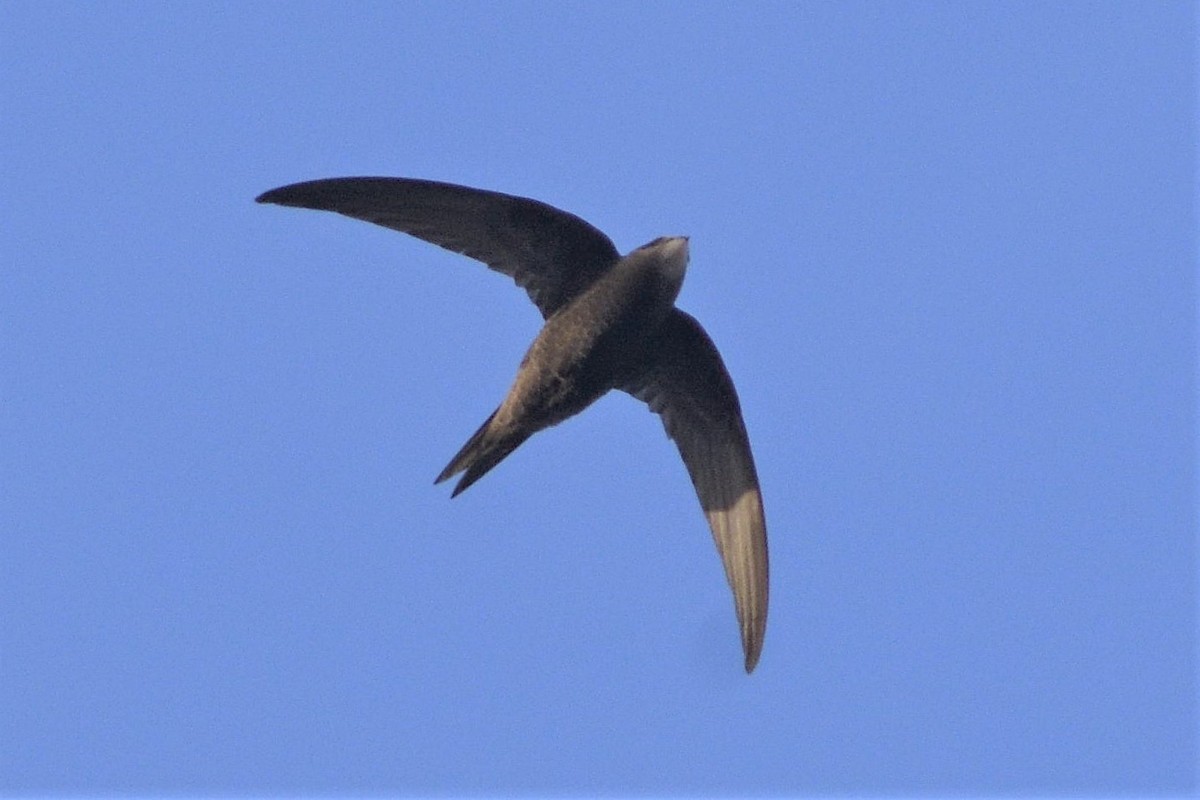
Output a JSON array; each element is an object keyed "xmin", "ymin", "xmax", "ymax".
[{"xmin": 636, "ymin": 235, "xmax": 690, "ymax": 303}]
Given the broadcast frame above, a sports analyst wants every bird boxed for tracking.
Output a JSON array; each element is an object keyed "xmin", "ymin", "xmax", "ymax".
[{"xmin": 256, "ymin": 177, "xmax": 769, "ymax": 672}]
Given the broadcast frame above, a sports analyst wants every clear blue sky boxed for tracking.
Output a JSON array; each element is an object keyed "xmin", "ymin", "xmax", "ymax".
[{"xmin": 2, "ymin": 2, "xmax": 1195, "ymax": 795}]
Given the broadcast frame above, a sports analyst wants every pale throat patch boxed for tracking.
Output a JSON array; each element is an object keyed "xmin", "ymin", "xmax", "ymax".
[{"xmin": 659, "ymin": 236, "xmax": 690, "ymax": 293}]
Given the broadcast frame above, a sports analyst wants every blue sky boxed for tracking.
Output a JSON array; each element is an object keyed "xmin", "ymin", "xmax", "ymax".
[{"xmin": 2, "ymin": 2, "xmax": 1195, "ymax": 795}]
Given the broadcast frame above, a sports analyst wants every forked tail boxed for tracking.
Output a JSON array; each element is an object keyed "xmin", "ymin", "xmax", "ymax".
[{"xmin": 435, "ymin": 409, "xmax": 529, "ymax": 497}]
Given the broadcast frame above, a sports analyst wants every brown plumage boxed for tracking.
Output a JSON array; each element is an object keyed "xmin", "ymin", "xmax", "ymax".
[{"xmin": 257, "ymin": 177, "xmax": 769, "ymax": 672}]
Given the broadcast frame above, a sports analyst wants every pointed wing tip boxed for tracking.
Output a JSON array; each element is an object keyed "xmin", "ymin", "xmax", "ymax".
[
  {"xmin": 743, "ymin": 636, "xmax": 763, "ymax": 674},
  {"xmin": 256, "ymin": 185, "xmax": 304, "ymax": 206},
  {"xmin": 256, "ymin": 179, "xmax": 339, "ymax": 207}
]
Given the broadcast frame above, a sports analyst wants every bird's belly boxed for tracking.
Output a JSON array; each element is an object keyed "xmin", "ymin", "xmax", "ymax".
[{"xmin": 513, "ymin": 322, "xmax": 654, "ymax": 431}]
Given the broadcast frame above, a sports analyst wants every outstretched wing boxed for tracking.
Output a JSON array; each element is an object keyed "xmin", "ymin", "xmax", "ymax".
[
  {"xmin": 622, "ymin": 310, "xmax": 769, "ymax": 673},
  {"xmin": 257, "ymin": 177, "xmax": 621, "ymax": 318}
]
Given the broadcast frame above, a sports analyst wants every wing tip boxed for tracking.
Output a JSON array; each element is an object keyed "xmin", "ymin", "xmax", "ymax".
[
  {"xmin": 256, "ymin": 184, "xmax": 300, "ymax": 206},
  {"xmin": 255, "ymin": 179, "xmax": 344, "ymax": 207},
  {"xmin": 742, "ymin": 626, "xmax": 764, "ymax": 674}
]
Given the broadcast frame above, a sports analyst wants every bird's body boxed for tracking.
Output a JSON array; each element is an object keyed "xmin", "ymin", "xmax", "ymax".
[
  {"xmin": 441, "ymin": 236, "xmax": 688, "ymax": 495},
  {"xmin": 257, "ymin": 178, "xmax": 769, "ymax": 672}
]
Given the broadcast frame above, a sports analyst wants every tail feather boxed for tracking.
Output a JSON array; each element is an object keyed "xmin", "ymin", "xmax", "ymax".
[
  {"xmin": 435, "ymin": 409, "xmax": 497, "ymax": 484},
  {"xmin": 435, "ymin": 409, "xmax": 529, "ymax": 496},
  {"xmin": 448, "ymin": 436, "xmax": 526, "ymax": 497}
]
